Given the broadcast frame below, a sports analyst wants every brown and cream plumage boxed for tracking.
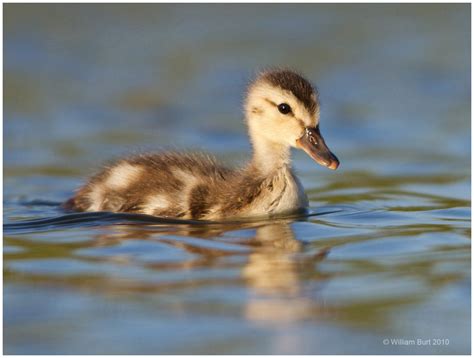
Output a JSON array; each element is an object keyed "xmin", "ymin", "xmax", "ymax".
[{"xmin": 64, "ymin": 69, "xmax": 339, "ymax": 220}]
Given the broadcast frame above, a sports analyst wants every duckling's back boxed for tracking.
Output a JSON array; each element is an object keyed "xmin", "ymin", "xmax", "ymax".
[{"xmin": 64, "ymin": 152, "xmax": 234, "ymax": 219}]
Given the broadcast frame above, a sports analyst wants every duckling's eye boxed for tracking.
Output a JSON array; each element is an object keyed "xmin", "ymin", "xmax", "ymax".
[{"xmin": 277, "ymin": 103, "xmax": 292, "ymax": 115}]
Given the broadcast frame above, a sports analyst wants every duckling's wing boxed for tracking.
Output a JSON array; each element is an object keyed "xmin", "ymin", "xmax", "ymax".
[{"xmin": 65, "ymin": 151, "xmax": 235, "ymax": 219}]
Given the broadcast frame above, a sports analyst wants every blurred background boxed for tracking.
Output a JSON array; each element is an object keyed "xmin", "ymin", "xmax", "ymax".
[{"xmin": 4, "ymin": 4, "xmax": 471, "ymax": 354}]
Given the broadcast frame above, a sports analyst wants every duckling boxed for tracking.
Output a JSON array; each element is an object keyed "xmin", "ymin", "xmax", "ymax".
[{"xmin": 64, "ymin": 69, "xmax": 339, "ymax": 220}]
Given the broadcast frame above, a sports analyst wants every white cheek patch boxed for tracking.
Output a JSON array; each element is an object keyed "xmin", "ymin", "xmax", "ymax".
[{"xmin": 105, "ymin": 163, "xmax": 143, "ymax": 190}]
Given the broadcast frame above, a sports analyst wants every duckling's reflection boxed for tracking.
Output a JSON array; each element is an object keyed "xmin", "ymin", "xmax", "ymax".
[
  {"xmin": 243, "ymin": 223, "xmax": 304, "ymax": 296},
  {"xmin": 242, "ymin": 222, "xmax": 329, "ymax": 324},
  {"xmin": 91, "ymin": 219, "xmax": 329, "ymax": 323}
]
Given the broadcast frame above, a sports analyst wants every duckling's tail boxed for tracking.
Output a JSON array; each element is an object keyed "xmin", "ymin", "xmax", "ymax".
[{"xmin": 62, "ymin": 197, "xmax": 78, "ymax": 212}]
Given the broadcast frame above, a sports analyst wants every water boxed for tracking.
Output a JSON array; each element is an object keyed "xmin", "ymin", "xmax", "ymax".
[{"xmin": 4, "ymin": 4, "xmax": 470, "ymax": 354}]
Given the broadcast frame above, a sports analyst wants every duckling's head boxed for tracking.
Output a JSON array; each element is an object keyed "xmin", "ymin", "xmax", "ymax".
[{"xmin": 245, "ymin": 69, "xmax": 339, "ymax": 170}]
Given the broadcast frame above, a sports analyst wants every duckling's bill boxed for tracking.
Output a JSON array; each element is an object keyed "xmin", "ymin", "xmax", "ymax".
[{"xmin": 296, "ymin": 127, "xmax": 340, "ymax": 170}]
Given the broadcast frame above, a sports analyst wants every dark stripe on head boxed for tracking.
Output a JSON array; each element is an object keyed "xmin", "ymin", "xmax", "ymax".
[{"xmin": 258, "ymin": 69, "xmax": 319, "ymax": 115}]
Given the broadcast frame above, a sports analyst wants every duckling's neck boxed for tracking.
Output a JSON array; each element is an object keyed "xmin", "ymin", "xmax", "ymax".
[{"xmin": 250, "ymin": 137, "xmax": 292, "ymax": 175}]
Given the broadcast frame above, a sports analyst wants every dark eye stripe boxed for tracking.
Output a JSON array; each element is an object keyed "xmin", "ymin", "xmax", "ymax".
[
  {"xmin": 263, "ymin": 98, "xmax": 295, "ymax": 117},
  {"xmin": 264, "ymin": 98, "xmax": 278, "ymax": 107}
]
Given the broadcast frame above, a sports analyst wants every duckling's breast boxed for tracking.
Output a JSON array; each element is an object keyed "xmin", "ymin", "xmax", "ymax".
[
  {"xmin": 222, "ymin": 167, "xmax": 308, "ymax": 218},
  {"xmin": 270, "ymin": 169, "xmax": 308, "ymax": 213},
  {"xmin": 263, "ymin": 167, "xmax": 308, "ymax": 215}
]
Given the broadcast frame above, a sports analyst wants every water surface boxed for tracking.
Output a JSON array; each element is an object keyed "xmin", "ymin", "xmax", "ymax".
[{"xmin": 4, "ymin": 4, "xmax": 470, "ymax": 354}]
